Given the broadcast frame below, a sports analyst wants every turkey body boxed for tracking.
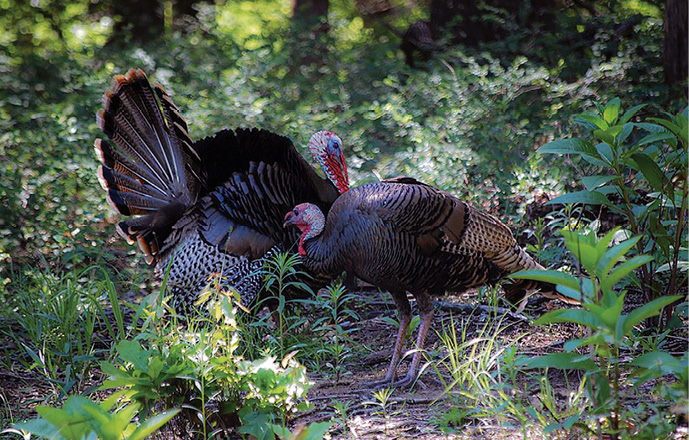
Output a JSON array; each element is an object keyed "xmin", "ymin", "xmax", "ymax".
[
  {"xmin": 285, "ymin": 179, "xmax": 568, "ymax": 388},
  {"xmin": 95, "ymin": 69, "xmax": 348, "ymax": 310}
]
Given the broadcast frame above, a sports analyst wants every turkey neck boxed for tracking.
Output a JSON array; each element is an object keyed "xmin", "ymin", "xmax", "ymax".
[{"xmin": 301, "ymin": 228, "xmax": 345, "ymax": 277}]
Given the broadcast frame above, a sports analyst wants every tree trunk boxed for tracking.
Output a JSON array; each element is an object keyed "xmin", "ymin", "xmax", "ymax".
[
  {"xmin": 290, "ymin": 0, "xmax": 330, "ymax": 67},
  {"xmin": 663, "ymin": 0, "xmax": 688, "ymax": 86},
  {"xmin": 111, "ymin": 0, "xmax": 164, "ymax": 44}
]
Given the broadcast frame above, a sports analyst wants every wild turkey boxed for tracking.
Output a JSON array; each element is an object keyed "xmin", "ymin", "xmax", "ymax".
[
  {"xmin": 95, "ymin": 68, "xmax": 349, "ymax": 310},
  {"xmin": 283, "ymin": 178, "xmax": 578, "ymax": 388}
]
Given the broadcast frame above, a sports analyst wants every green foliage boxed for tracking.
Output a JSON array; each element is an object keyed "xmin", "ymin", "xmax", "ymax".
[
  {"xmin": 539, "ymin": 101, "xmax": 688, "ymax": 301},
  {"xmin": 11, "ymin": 392, "xmax": 178, "ymax": 440},
  {"xmin": 98, "ymin": 280, "xmax": 318, "ymax": 437},
  {"xmin": 312, "ymin": 283, "xmax": 359, "ymax": 383},
  {"xmin": 513, "ymin": 229, "xmax": 686, "ymax": 438},
  {"xmin": 1, "ymin": 265, "xmax": 126, "ymax": 400}
]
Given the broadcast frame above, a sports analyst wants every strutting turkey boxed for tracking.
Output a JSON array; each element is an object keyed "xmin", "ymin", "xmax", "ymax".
[
  {"xmin": 283, "ymin": 178, "xmax": 579, "ymax": 388},
  {"xmin": 94, "ymin": 68, "xmax": 349, "ymax": 311}
]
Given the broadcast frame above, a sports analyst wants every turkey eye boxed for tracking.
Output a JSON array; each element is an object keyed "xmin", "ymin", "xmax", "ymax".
[{"xmin": 293, "ymin": 208, "xmax": 300, "ymax": 215}]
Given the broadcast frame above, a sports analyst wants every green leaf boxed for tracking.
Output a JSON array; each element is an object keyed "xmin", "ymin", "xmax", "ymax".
[
  {"xmin": 631, "ymin": 153, "xmax": 667, "ymax": 194},
  {"xmin": 622, "ymin": 295, "xmax": 683, "ymax": 334},
  {"xmin": 12, "ymin": 419, "xmax": 64, "ymax": 440},
  {"xmin": 580, "ymin": 153, "xmax": 610, "ymax": 167},
  {"xmin": 129, "ymin": 409, "xmax": 180, "ymax": 440},
  {"xmin": 630, "ymin": 351, "xmax": 681, "ymax": 373},
  {"xmin": 538, "ymin": 138, "xmax": 596, "ymax": 155},
  {"xmin": 582, "ymin": 294, "xmax": 624, "ymax": 332},
  {"xmin": 593, "ymin": 129, "xmax": 616, "ymax": 146},
  {"xmin": 600, "ymin": 255, "xmax": 654, "ymax": 292},
  {"xmin": 576, "ymin": 113, "xmax": 608, "ymax": 130},
  {"xmin": 618, "ymin": 123, "xmax": 634, "ymax": 144},
  {"xmin": 596, "ymin": 236, "xmax": 641, "ymax": 279},
  {"xmin": 649, "ymin": 117, "xmax": 685, "ymax": 142},
  {"xmin": 547, "ymin": 190, "xmax": 612, "ymax": 207},
  {"xmin": 635, "ymin": 132, "xmax": 676, "ymax": 147},
  {"xmin": 619, "ymin": 104, "xmax": 646, "ymax": 124},
  {"xmin": 116, "ymin": 340, "xmax": 150, "ymax": 372},
  {"xmin": 510, "ymin": 269, "xmax": 581, "ymax": 291},
  {"xmin": 517, "ymin": 352, "xmax": 598, "ymax": 370},
  {"xmin": 603, "ymin": 98, "xmax": 620, "ymax": 125},
  {"xmin": 534, "ymin": 309, "xmax": 604, "ymax": 329},
  {"xmin": 582, "ymin": 175, "xmax": 618, "ymax": 191},
  {"xmin": 595, "ymin": 142, "xmax": 614, "ymax": 163}
]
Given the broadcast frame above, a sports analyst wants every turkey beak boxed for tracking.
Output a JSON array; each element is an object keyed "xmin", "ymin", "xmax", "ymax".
[{"xmin": 283, "ymin": 211, "xmax": 295, "ymax": 228}]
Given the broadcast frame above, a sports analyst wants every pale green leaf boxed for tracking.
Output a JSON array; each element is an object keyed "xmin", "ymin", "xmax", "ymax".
[{"xmin": 547, "ymin": 190, "xmax": 612, "ymax": 207}]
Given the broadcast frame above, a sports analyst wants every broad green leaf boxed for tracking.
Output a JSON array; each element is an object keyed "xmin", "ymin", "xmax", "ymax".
[
  {"xmin": 631, "ymin": 153, "xmax": 667, "ymax": 194},
  {"xmin": 594, "ymin": 228, "xmax": 619, "ymax": 262},
  {"xmin": 538, "ymin": 138, "xmax": 596, "ymax": 155},
  {"xmin": 593, "ymin": 129, "xmax": 616, "ymax": 146},
  {"xmin": 636, "ymin": 122, "xmax": 667, "ymax": 133},
  {"xmin": 129, "ymin": 409, "xmax": 180, "ymax": 440},
  {"xmin": 563, "ymin": 338, "xmax": 589, "ymax": 352},
  {"xmin": 547, "ymin": 190, "xmax": 612, "ymax": 207},
  {"xmin": 12, "ymin": 419, "xmax": 64, "ymax": 440},
  {"xmin": 622, "ymin": 295, "xmax": 683, "ymax": 334},
  {"xmin": 534, "ymin": 309, "xmax": 604, "ymax": 329},
  {"xmin": 618, "ymin": 122, "xmax": 634, "ymax": 144},
  {"xmin": 603, "ymin": 98, "xmax": 620, "ymax": 124},
  {"xmin": 510, "ymin": 269, "xmax": 581, "ymax": 290},
  {"xmin": 556, "ymin": 284, "xmax": 590, "ymax": 302},
  {"xmin": 634, "ymin": 132, "xmax": 676, "ymax": 147},
  {"xmin": 582, "ymin": 175, "xmax": 618, "ymax": 191},
  {"xmin": 630, "ymin": 351, "xmax": 681, "ymax": 372},
  {"xmin": 581, "ymin": 153, "xmax": 610, "ymax": 167},
  {"xmin": 517, "ymin": 352, "xmax": 598, "ymax": 370},
  {"xmin": 582, "ymin": 294, "xmax": 624, "ymax": 332},
  {"xmin": 595, "ymin": 142, "xmax": 614, "ymax": 163},
  {"xmin": 596, "ymin": 236, "xmax": 641, "ymax": 278},
  {"xmin": 649, "ymin": 117, "xmax": 685, "ymax": 142},
  {"xmin": 600, "ymin": 255, "xmax": 654, "ymax": 292},
  {"xmin": 575, "ymin": 242, "xmax": 599, "ymax": 275},
  {"xmin": 576, "ymin": 113, "xmax": 608, "ymax": 130},
  {"xmin": 116, "ymin": 340, "xmax": 150, "ymax": 372},
  {"xmin": 619, "ymin": 104, "xmax": 646, "ymax": 124}
]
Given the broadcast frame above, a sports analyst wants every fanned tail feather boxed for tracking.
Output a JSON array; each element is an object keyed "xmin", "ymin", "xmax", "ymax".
[{"xmin": 95, "ymin": 68, "xmax": 201, "ymax": 263}]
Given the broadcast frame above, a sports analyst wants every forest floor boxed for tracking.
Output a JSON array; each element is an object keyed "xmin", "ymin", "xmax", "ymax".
[
  {"xmin": 1, "ymin": 286, "xmax": 687, "ymax": 439},
  {"xmin": 295, "ymin": 288, "xmax": 687, "ymax": 440}
]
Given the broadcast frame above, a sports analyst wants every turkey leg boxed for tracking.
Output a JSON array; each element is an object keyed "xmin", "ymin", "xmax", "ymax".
[
  {"xmin": 364, "ymin": 291, "xmax": 411, "ymax": 389},
  {"xmin": 392, "ymin": 291, "xmax": 434, "ymax": 388}
]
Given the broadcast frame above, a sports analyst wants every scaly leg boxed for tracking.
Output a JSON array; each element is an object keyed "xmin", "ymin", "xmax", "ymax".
[
  {"xmin": 363, "ymin": 291, "xmax": 411, "ymax": 388},
  {"xmin": 391, "ymin": 291, "xmax": 434, "ymax": 388}
]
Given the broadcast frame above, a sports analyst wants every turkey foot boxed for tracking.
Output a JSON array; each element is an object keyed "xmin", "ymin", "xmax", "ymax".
[{"xmin": 363, "ymin": 369, "xmax": 419, "ymax": 390}]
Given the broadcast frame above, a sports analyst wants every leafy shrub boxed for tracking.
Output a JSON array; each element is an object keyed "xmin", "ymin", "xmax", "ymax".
[
  {"xmin": 99, "ymin": 279, "xmax": 321, "ymax": 438},
  {"xmin": 539, "ymin": 101, "xmax": 688, "ymax": 304},
  {"xmin": 10, "ymin": 392, "xmax": 178, "ymax": 440},
  {"xmin": 513, "ymin": 228, "xmax": 685, "ymax": 438}
]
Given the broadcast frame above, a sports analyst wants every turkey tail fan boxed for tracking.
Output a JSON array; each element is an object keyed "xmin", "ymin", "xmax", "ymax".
[{"xmin": 95, "ymin": 68, "xmax": 201, "ymax": 263}]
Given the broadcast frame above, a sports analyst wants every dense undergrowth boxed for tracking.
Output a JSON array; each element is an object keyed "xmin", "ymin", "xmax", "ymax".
[{"xmin": 0, "ymin": 0, "xmax": 687, "ymax": 438}]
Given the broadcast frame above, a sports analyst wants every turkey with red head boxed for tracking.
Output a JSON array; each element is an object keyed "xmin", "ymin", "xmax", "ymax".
[
  {"xmin": 284, "ymin": 178, "xmax": 578, "ymax": 388},
  {"xmin": 94, "ymin": 68, "xmax": 349, "ymax": 311}
]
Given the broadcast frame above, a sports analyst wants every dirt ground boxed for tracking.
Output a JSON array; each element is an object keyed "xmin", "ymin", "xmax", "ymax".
[{"xmin": 291, "ymin": 289, "xmax": 584, "ymax": 439}]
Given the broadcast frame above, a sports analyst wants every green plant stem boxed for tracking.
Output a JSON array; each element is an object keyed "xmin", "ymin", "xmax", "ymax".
[
  {"xmin": 612, "ymin": 345, "xmax": 620, "ymax": 440},
  {"xmin": 667, "ymin": 177, "xmax": 688, "ymax": 315},
  {"xmin": 616, "ymin": 175, "xmax": 652, "ymax": 298}
]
